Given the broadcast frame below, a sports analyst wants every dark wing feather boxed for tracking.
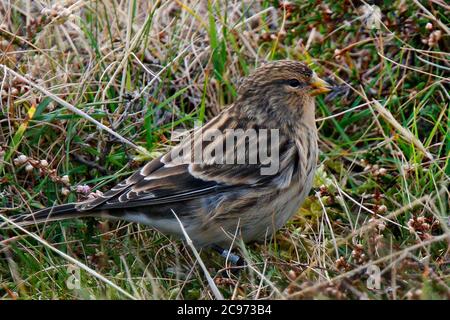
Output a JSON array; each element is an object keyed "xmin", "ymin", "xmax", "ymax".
[{"xmin": 77, "ymin": 158, "xmax": 223, "ymax": 211}]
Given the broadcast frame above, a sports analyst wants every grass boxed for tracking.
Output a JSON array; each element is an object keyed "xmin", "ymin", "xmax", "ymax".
[{"xmin": 0, "ymin": 0, "xmax": 449, "ymax": 300}]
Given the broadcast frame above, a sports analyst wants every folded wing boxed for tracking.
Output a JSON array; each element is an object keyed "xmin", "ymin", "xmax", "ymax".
[{"xmin": 77, "ymin": 110, "xmax": 299, "ymax": 212}]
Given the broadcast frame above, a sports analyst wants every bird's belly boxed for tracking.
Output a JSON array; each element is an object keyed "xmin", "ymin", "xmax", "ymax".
[
  {"xmin": 244, "ymin": 166, "xmax": 316, "ymax": 242},
  {"xmin": 239, "ymin": 183, "xmax": 309, "ymax": 243}
]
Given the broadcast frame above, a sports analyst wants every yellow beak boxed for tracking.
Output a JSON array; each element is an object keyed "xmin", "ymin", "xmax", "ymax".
[{"xmin": 309, "ymin": 72, "xmax": 332, "ymax": 96}]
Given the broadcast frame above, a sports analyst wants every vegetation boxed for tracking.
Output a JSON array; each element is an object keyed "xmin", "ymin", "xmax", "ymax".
[{"xmin": 0, "ymin": 0, "xmax": 449, "ymax": 299}]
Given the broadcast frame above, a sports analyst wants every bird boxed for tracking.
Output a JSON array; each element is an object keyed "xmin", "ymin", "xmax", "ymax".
[{"xmin": 5, "ymin": 60, "xmax": 331, "ymax": 253}]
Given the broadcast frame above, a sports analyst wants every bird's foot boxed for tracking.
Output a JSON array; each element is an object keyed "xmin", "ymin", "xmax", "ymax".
[{"xmin": 211, "ymin": 244, "xmax": 244, "ymax": 267}]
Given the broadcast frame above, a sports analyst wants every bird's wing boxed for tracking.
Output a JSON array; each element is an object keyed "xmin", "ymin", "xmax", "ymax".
[{"xmin": 78, "ymin": 111, "xmax": 298, "ymax": 211}]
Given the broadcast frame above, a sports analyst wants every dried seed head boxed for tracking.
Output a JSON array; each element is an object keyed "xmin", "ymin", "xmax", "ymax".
[
  {"xmin": 319, "ymin": 184, "xmax": 328, "ymax": 194},
  {"xmin": 287, "ymin": 269, "xmax": 297, "ymax": 281},
  {"xmin": 334, "ymin": 49, "xmax": 343, "ymax": 61},
  {"xmin": 335, "ymin": 256, "xmax": 350, "ymax": 270},
  {"xmin": 61, "ymin": 175, "xmax": 70, "ymax": 185},
  {"xmin": 427, "ymin": 30, "xmax": 442, "ymax": 46},
  {"xmin": 0, "ymin": 40, "xmax": 9, "ymax": 49},
  {"xmin": 377, "ymin": 222, "xmax": 386, "ymax": 231},
  {"xmin": 61, "ymin": 187, "xmax": 70, "ymax": 196},
  {"xmin": 14, "ymin": 154, "xmax": 28, "ymax": 166},
  {"xmin": 378, "ymin": 204, "xmax": 387, "ymax": 214},
  {"xmin": 76, "ymin": 184, "xmax": 91, "ymax": 194}
]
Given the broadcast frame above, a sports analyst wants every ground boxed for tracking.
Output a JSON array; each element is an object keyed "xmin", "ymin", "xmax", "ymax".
[{"xmin": 0, "ymin": 0, "xmax": 449, "ymax": 299}]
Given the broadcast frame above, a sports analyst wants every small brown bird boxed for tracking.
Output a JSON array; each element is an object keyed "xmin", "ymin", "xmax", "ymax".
[{"xmin": 8, "ymin": 60, "xmax": 330, "ymax": 251}]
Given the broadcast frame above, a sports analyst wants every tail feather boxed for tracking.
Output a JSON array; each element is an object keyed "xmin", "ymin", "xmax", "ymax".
[{"xmin": 1, "ymin": 204, "xmax": 94, "ymax": 229}]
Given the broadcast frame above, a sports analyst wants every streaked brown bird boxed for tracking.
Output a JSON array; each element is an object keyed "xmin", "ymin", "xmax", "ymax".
[{"xmin": 7, "ymin": 60, "xmax": 330, "ymax": 252}]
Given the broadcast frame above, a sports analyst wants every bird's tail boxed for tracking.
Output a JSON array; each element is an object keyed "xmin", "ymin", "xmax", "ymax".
[{"xmin": 1, "ymin": 204, "xmax": 94, "ymax": 229}]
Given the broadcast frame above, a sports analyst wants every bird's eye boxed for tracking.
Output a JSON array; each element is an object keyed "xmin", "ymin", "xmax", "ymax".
[{"xmin": 287, "ymin": 79, "xmax": 302, "ymax": 88}]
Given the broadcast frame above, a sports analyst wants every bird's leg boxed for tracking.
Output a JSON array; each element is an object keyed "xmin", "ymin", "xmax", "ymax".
[{"xmin": 211, "ymin": 244, "xmax": 244, "ymax": 267}]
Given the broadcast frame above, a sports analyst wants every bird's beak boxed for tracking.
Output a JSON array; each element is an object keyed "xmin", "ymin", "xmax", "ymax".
[{"xmin": 309, "ymin": 72, "xmax": 332, "ymax": 96}]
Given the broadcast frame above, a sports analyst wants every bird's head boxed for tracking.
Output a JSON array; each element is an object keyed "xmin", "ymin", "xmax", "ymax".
[
  {"xmin": 238, "ymin": 60, "xmax": 331, "ymax": 99},
  {"xmin": 236, "ymin": 60, "xmax": 331, "ymax": 126}
]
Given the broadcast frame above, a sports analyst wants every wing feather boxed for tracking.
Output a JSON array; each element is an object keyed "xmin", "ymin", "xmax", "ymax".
[{"xmin": 77, "ymin": 110, "xmax": 300, "ymax": 212}]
